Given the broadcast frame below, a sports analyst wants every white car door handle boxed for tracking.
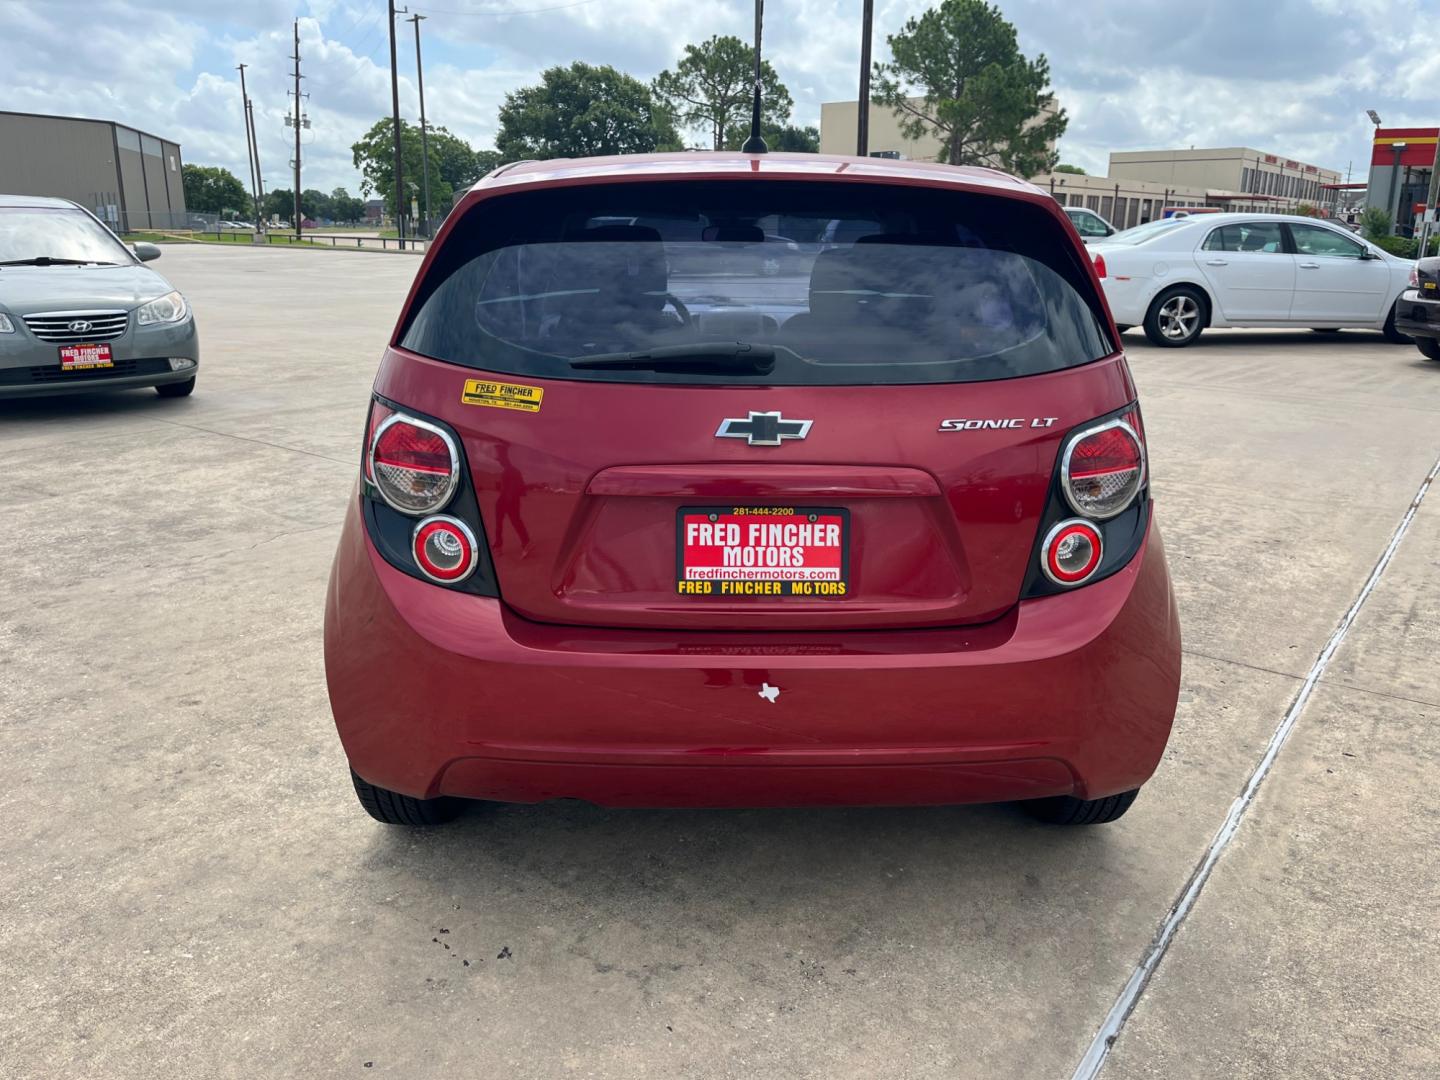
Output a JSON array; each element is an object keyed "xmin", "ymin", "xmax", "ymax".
[
  {"xmin": 1205, "ymin": 259, "xmax": 1228, "ymax": 266},
  {"xmin": 1298, "ymin": 261, "xmax": 1320, "ymax": 269}
]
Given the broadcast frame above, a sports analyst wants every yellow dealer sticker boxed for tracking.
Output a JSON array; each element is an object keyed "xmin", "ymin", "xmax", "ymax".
[{"xmin": 461, "ymin": 379, "xmax": 544, "ymax": 412}]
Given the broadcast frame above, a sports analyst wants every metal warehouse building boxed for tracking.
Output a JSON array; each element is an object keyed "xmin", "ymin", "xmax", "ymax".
[{"xmin": 0, "ymin": 110, "xmax": 187, "ymax": 232}]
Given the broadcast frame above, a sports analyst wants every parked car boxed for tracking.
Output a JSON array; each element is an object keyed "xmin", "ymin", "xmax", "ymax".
[
  {"xmin": 1090, "ymin": 212, "xmax": 1416, "ymax": 347},
  {"xmin": 1063, "ymin": 205, "xmax": 1116, "ymax": 242},
  {"xmin": 0, "ymin": 193, "xmax": 198, "ymax": 397},
  {"xmin": 324, "ymin": 152, "xmax": 1181, "ymax": 828},
  {"xmin": 1396, "ymin": 255, "xmax": 1440, "ymax": 361}
]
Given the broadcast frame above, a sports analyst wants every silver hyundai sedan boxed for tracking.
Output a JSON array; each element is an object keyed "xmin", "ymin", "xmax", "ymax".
[{"xmin": 0, "ymin": 194, "xmax": 199, "ymax": 398}]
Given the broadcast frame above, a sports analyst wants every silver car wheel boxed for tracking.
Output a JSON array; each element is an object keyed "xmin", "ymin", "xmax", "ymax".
[{"xmin": 1159, "ymin": 295, "xmax": 1200, "ymax": 340}]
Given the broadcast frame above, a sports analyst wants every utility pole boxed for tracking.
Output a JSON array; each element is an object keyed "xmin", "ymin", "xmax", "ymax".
[
  {"xmin": 408, "ymin": 13, "xmax": 432, "ymax": 238},
  {"xmin": 247, "ymin": 96, "xmax": 266, "ymax": 233},
  {"xmin": 387, "ymin": 2, "xmax": 408, "ymax": 249},
  {"xmin": 856, "ymin": 0, "xmax": 873, "ymax": 157},
  {"xmin": 237, "ymin": 64, "xmax": 261, "ymax": 226},
  {"xmin": 288, "ymin": 20, "xmax": 306, "ymax": 241}
]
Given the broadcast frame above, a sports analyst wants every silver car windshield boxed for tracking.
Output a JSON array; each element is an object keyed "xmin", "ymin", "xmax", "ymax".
[
  {"xmin": 1105, "ymin": 219, "xmax": 1191, "ymax": 246},
  {"xmin": 0, "ymin": 207, "xmax": 131, "ymax": 264}
]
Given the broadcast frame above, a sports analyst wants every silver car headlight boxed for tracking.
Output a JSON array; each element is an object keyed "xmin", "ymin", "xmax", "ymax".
[
  {"xmin": 136, "ymin": 291, "xmax": 188, "ymax": 326},
  {"xmin": 0, "ymin": 313, "xmax": 14, "ymax": 334}
]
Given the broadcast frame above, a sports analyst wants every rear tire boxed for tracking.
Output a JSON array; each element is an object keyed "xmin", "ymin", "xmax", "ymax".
[
  {"xmin": 1382, "ymin": 303, "xmax": 1413, "ymax": 344},
  {"xmin": 1143, "ymin": 287, "xmax": 1206, "ymax": 347},
  {"xmin": 155, "ymin": 376, "xmax": 196, "ymax": 398},
  {"xmin": 1023, "ymin": 788, "xmax": 1139, "ymax": 825},
  {"xmin": 1417, "ymin": 337, "xmax": 1440, "ymax": 361},
  {"xmin": 351, "ymin": 769, "xmax": 462, "ymax": 826}
]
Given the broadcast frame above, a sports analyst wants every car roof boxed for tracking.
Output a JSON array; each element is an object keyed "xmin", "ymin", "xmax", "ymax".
[
  {"xmin": 472, "ymin": 151, "xmax": 1039, "ymax": 198},
  {"xmin": 1146, "ymin": 212, "xmax": 1352, "ymax": 226},
  {"xmin": 0, "ymin": 192, "xmax": 81, "ymax": 210}
]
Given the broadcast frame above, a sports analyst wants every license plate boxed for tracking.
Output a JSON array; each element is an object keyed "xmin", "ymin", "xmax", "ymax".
[
  {"xmin": 676, "ymin": 507, "xmax": 849, "ymax": 598},
  {"xmin": 59, "ymin": 343, "xmax": 113, "ymax": 370}
]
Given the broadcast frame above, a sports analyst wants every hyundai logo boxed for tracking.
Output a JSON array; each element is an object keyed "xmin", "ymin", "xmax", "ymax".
[
  {"xmin": 715, "ymin": 411, "xmax": 813, "ymax": 447},
  {"xmin": 67, "ymin": 320, "xmax": 94, "ymax": 334}
]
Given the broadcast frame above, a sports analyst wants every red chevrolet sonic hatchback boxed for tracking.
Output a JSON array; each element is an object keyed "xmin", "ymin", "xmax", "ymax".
[{"xmin": 324, "ymin": 152, "xmax": 1181, "ymax": 827}]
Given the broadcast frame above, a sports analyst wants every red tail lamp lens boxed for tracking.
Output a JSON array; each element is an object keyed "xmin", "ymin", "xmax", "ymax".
[
  {"xmin": 1042, "ymin": 519, "xmax": 1103, "ymax": 585},
  {"xmin": 369, "ymin": 412, "xmax": 458, "ymax": 514},
  {"xmin": 1062, "ymin": 418, "xmax": 1144, "ymax": 519},
  {"xmin": 1093, "ymin": 253, "xmax": 1107, "ymax": 279},
  {"xmin": 411, "ymin": 516, "xmax": 477, "ymax": 583}
]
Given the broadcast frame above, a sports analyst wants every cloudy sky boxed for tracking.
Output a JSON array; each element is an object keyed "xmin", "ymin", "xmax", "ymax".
[{"xmin": 2, "ymin": 0, "xmax": 1436, "ymax": 196}]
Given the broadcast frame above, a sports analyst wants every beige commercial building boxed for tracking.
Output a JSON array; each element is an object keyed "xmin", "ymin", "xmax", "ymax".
[
  {"xmin": 817, "ymin": 105, "xmax": 1342, "ymax": 227},
  {"xmin": 818, "ymin": 98, "xmax": 1058, "ymax": 164},
  {"xmin": 1108, "ymin": 148, "xmax": 1341, "ymax": 207}
]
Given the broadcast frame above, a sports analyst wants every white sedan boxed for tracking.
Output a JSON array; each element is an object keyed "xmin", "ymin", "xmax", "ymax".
[{"xmin": 1089, "ymin": 213, "xmax": 1415, "ymax": 347}]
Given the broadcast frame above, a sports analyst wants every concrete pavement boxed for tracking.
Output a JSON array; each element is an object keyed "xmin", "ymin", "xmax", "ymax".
[{"xmin": 1, "ymin": 245, "xmax": 1437, "ymax": 1078}]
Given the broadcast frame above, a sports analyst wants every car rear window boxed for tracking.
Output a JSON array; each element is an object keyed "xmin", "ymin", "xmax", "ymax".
[{"xmin": 399, "ymin": 180, "xmax": 1112, "ymax": 386}]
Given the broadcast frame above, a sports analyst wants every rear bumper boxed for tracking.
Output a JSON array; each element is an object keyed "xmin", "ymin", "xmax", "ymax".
[
  {"xmin": 1395, "ymin": 290, "xmax": 1439, "ymax": 339},
  {"xmin": 324, "ymin": 500, "xmax": 1182, "ymax": 808}
]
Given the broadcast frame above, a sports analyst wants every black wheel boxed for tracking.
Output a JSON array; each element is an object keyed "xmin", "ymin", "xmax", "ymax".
[
  {"xmin": 351, "ymin": 769, "xmax": 462, "ymax": 826},
  {"xmin": 155, "ymin": 376, "xmax": 196, "ymax": 398},
  {"xmin": 1143, "ymin": 287, "xmax": 1206, "ymax": 347},
  {"xmin": 1023, "ymin": 788, "xmax": 1139, "ymax": 825},
  {"xmin": 1417, "ymin": 337, "xmax": 1440, "ymax": 361},
  {"xmin": 1382, "ymin": 303, "xmax": 1413, "ymax": 344}
]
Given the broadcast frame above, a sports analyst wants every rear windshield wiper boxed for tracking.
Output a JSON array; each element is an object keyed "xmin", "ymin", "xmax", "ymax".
[
  {"xmin": 0, "ymin": 257, "xmax": 118, "ymax": 267},
  {"xmin": 569, "ymin": 342, "xmax": 776, "ymax": 374}
]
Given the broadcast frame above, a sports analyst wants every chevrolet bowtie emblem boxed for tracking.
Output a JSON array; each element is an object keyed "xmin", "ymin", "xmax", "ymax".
[{"xmin": 714, "ymin": 411, "xmax": 813, "ymax": 447}]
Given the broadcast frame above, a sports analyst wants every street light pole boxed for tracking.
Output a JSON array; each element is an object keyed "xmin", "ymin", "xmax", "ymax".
[
  {"xmin": 408, "ymin": 13, "xmax": 432, "ymax": 238},
  {"xmin": 387, "ymin": 0, "xmax": 407, "ymax": 250}
]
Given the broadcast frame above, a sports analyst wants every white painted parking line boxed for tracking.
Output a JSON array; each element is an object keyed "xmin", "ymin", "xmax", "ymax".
[{"xmin": 1072, "ymin": 449, "xmax": 1440, "ymax": 1080}]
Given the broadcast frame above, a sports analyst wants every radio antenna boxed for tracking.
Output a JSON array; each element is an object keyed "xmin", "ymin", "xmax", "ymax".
[{"xmin": 740, "ymin": 0, "xmax": 768, "ymax": 154}]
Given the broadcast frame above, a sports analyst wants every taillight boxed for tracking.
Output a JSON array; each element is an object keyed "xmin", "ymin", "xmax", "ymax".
[
  {"xmin": 411, "ymin": 515, "xmax": 478, "ymax": 583},
  {"xmin": 1410, "ymin": 265, "xmax": 1420, "ymax": 288},
  {"xmin": 1041, "ymin": 519, "xmax": 1103, "ymax": 585},
  {"xmin": 1061, "ymin": 415, "xmax": 1145, "ymax": 519},
  {"xmin": 1093, "ymin": 253, "xmax": 1107, "ymax": 279},
  {"xmin": 368, "ymin": 411, "xmax": 459, "ymax": 515}
]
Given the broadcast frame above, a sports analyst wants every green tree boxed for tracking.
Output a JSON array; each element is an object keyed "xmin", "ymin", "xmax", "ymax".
[
  {"xmin": 1055, "ymin": 163, "xmax": 1086, "ymax": 174},
  {"xmin": 301, "ymin": 188, "xmax": 332, "ymax": 221},
  {"xmin": 351, "ymin": 119, "xmax": 461, "ymax": 210},
  {"xmin": 330, "ymin": 187, "xmax": 365, "ymax": 224},
  {"xmin": 654, "ymin": 35, "xmax": 793, "ymax": 150},
  {"xmin": 427, "ymin": 127, "xmax": 492, "ymax": 191},
  {"xmin": 263, "ymin": 188, "xmax": 294, "ymax": 222},
  {"xmin": 724, "ymin": 124, "xmax": 819, "ymax": 153},
  {"xmin": 182, "ymin": 164, "xmax": 250, "ymax": 216},
  {"xmin": 496, "ymin": 62, "xmax": 679, "ymax": 160},
  {"xmin": 1360, "ymin": 205, "xmax": 1392, "ymax": 241},
  {"xmin": 871, "ymin": 0, "xmax": 1067, "ymax": 174}
]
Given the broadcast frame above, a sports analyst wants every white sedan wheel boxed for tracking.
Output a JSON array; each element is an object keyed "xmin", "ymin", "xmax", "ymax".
[{"xmin": 1158, "ymin": 294, "xmax": 1201, "ymax": 340}]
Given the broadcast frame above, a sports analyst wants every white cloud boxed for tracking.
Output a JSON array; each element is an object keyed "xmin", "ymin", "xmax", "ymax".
[{"xmin": 0, "ymin": 0, "xmax": 1434, "ymax": 195}]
